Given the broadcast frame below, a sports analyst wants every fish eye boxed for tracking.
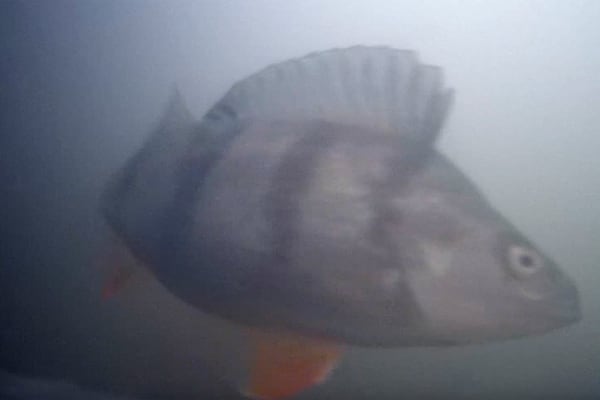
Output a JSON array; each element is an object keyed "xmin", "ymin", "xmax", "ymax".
[{"xmin": 507, "ymin": 245, "xmax": 543, "ymax": 276}]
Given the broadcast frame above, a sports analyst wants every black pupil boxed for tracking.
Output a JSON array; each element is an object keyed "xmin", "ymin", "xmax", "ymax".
[{"xmin": 519, "ymin": 253, "xmax": 534, "ymax": 267}]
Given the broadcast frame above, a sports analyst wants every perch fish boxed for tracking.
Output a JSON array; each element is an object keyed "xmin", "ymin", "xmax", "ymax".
[{"xmin": 101, "ymin": 46, "xmax": 580, "ymax": 399}]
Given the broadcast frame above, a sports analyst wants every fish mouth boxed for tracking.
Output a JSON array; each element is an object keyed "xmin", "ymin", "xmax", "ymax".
[
  {"xmin": 553, "ymin": 276, "xmax": 582, "ymax": 326},
  {"xmin": 525, "ymin": 269, "xmax": 582, "ymax": 331},
  {"xmin": 552, "ymin": 296, "xmax": 581, "ymax": 327},
  {"xmin": 533, "ymin": 287, "xmax": 581, "ymax": 333}
]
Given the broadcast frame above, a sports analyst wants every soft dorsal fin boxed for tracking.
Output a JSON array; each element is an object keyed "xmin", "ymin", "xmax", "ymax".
[{"xmin": 207, "ymin": 46, "xmax": 454, "ymax": 146}]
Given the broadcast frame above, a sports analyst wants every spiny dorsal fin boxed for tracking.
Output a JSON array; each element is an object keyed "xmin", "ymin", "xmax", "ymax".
[
  {"xmin": 207, "ymin": 46, "xmax": 454, "ymax": 145},
  {"xmin": 154, "ymin": 87, "xmax": 194, "ymax": 140}
]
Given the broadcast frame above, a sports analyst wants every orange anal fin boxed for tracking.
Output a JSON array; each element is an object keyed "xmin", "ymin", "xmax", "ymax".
[
  {"xmin": 243, "ymin": 330, "xmax": 343, "ymax": 400},
  {"xmin": 101, "ymin": 264, "xmax": 135, "ymax": 300},
  {"xmin": 99, "ymin": 236, "xmax": 140, "ymax": 300}
]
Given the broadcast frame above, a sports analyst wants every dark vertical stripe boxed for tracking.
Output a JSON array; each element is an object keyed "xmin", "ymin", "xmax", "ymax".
[{"xmin": 265, "ymin": 121, "xmax": 337, "ymax": 266}]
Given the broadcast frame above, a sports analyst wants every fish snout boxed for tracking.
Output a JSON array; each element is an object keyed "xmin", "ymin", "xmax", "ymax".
[
  {"xmin": 544, "ymin": 275, "xmax": 581, "ymax": 328},
  {"xmin": 555, "ymin": 284, "xmax": 581, "ymax": 325}
]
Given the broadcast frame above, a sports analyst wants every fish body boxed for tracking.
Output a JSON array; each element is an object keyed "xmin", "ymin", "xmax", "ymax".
[{"xmin": 101, "ymin": 46, "xmax": 580, "ymax": 397}]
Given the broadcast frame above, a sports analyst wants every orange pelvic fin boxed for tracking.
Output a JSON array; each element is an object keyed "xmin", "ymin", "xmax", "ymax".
[{"xmin": 242, "ymin": 329, "xmax": 343, "ymax": 400}]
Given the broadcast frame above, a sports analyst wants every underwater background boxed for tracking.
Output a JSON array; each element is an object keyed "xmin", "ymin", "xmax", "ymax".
[{"xmin": 1, "ymin": 1, "xmax": 598, "ymax": 399}]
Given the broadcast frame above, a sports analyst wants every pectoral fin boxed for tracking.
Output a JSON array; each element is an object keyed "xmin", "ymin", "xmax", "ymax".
[{"xmin": 242, "ymin": 329, "xmax": 343, "ymax": 400}]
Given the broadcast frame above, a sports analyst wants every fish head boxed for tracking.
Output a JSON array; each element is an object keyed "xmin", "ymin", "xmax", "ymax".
[{"xmin": 391, "ymin": 155, "xmax": 581, "ymax": 344}]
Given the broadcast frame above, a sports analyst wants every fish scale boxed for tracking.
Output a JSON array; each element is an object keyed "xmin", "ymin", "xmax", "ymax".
[{"xmin": 101, "ymin": 46, "xmax": 580, "ymax": 399}]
